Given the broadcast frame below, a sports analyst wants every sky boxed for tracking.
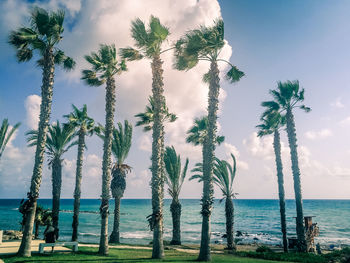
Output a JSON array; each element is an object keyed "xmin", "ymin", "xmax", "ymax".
[{"xmin": 0, "ymin": 0, "xmax": 350, "ymax": 199}]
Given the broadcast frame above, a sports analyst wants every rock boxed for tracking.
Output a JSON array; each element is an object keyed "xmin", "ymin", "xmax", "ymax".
[
  {"xmin": 236, "ymin": 231, "xmax": 243, "ymax": 237},
  {"xmin": 3, "ymin": 230, "xmax": 23, "ymax": 240},
  {"xmin": 253, "ymin": 237, "xmax": 259, "ymax": 241}
]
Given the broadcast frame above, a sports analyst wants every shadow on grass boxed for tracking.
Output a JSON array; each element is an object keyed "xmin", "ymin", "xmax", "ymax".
[{"xmin": 1, "ymin": 251, "xmax": 199, "ymax": 263}]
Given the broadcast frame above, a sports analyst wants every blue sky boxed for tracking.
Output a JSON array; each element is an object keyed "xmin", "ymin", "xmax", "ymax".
[{"xmin": 0, "ymin": 0, "xmax": 349, "ymax": 199}]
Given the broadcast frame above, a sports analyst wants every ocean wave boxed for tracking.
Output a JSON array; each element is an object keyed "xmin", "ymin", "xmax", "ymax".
[
  {"xmin": 121, "ymin": 231, "xmax": 152, "ymax": 239},
  {"xmin": 61, "ymin": 210, "xmax": 99, "ymax": 214},
  {"xmin": 80, "ymin": 232, "xmax": 100, "ymax": 237},
  {"xmin": 315, "ymin": 237, "xmax": 350, "ymax": 246}
]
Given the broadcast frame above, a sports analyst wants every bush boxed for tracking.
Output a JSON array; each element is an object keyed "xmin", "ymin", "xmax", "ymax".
[
  {"xmin": 324, "ymin": 247, "xmax": 350, "ymax": 263},
  {"xmin": 256, "ymin": 245, "xmax": 273, "ymax": 253}
]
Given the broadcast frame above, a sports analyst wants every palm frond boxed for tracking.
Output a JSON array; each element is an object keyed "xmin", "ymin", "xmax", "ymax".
[
  {"xmin": 131, "ymin": 18, "xmax": 149, "ymax": 49},
  {"xmin": 225, "ymin": 65, "xmax": 245, "ymax": 83},
  {"xmin": 0, "ymin": 119, "xmax": 21, "ymax": 158}
]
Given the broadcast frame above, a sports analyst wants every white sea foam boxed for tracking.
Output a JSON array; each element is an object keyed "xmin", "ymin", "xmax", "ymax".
[
  {"xmin": 80, "ymin": 232, "xmax": 100, "ymax": 237},
  {"xmin": 121, "ymin": 231, "xmax": 152, "ymax": 239}
]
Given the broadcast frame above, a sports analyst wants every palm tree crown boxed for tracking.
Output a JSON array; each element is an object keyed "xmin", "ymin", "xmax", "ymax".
[
  {"xmin": 0, "ymin": 119, "xmax": 21, "ymax": 160},
  {"xmin": 8, "ymin": 7, "xmax": 75, "ymax": 69},
  {"xmin": 186, "ymin": 116, "xmax": 225, "ymax": 146},
  {"xmin": 120, "ymin": 16, "xmax": 170, "ymax": 61},
  {"xmin": 190, "ymin": 154, "xmax": 236, "ymax": 198},
  {"xmin": 111, "ymin": 120, "xmax": 133, "ymax": 168},
  {"xmin": 262, "ymin": 80, "xmax": 311, "ymax": 114},
  {"xmin": 135, "ymin": 96, "xmax": 177, "ymax": 132},
  {"xmin": 256, "ymin": 110, "xmax": 285, "ymax": 137},
  {"xmin": 174, "ymin": 19, "xmax": 244, "ymax": 82},
  {"xmin": 82, "ymin": 44, "xmax": 127, "ymax": 86},
  {"xmin": 164, "ymin": 146, "xmax": 189, "ymax": 201},
  {"xmin": 64, "ymin": 104, "xmax": 96, "ymax": 134},
  {"xmin": 26, "ymin": 121, "xmax": 77, "ymax": 162}
]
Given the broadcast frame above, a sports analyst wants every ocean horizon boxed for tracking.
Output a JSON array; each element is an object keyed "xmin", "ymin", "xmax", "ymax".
[{"xmin": 1, "ymin": 199, "xmax": 349, "ymax": 247}]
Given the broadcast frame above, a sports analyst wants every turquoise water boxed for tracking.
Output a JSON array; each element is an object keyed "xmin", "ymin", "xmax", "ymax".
[{"xmin": 0, "ymin": 199, "xmax": 349, "ymax": 246}]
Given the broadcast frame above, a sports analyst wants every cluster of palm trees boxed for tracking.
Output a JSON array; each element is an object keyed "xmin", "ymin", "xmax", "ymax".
[
  {"xmin": 2, "ymin": 5, "xmax": 312, "ymax": 262},
  {"xmin": 257, "ymin": 80, "xmax": 311, "ymax": 253}
]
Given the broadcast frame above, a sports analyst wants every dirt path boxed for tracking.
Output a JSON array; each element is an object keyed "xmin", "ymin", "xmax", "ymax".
[{"xmin": 0, "ymin": 240, "xmax": 71, "ymax": 255}]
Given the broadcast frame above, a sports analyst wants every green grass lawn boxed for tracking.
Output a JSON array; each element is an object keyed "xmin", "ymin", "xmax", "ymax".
[
  {"xmin": 2, "ymin": 246, "xmax": 349, "ymax": 263},
  {"xmin": 1, "ymin": 246, "xmax": 288, "ymax": 263}
]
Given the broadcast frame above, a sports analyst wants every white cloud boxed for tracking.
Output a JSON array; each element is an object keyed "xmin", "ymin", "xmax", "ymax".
[
  {"xmin": 339, "ymin": 116, "xmax": 350, "ymax": 126},
  {"xmin": 24, "ymin": 94, "xmax": 41, "ymax": 129},
  {"xmin": 242, "ymin": 132, "xmax": 275, "ymax": 160},
  {"xmin": 0, "ymin": 130, "xmax": 34, "ymax": 197},
  {"xmin": 223, "ymin": 142, "xmax": 249, "ymax": 170},
  {"xmin": 330, "ymin": 97, "xmax": 345, "ymax": 109},
  {"xmin": 304, "ymin": 129, "xmax": 333, "ymax": 140},
  {"xmin": 138, "ymin": 134, "xmax": 152, "ymax": 152}
]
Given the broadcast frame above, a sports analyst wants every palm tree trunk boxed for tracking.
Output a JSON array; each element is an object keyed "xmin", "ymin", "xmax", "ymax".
[
  {"xmin": 72, "ymin": 130, "xmax": 85, "ymax": 241},
  {"xmin": 225, "ymin": 197, "xmax": 236, "ymax": 251},
  {"xmin": 18, "ymin": 47, "xmax": 55, "ymax": 257},
  {"xmin": 286, "ymin": 107, "xmax": 306, "ymax": 252},
  {"xmin": 98, "ymin": 77, "xmax": 115, "ymax": 255},
  {"xmin": 198, "ymin": 60, "xmax": 220, "ymax": 261},
  {"xmin": 150, "ymin": 54, "xmax": 165, "ymax": 259},
  {"xmin": 52, "ymin": 158, "xmax": 62, "ymax": 230},
  {"xmin": 109, "ymin": 196, "xmax": 120, "ymax": 244},
  {"xmin": 34, "ymin": 221, "xmax": 39, "ymax": 239},
  {"xmin": 170, "ymin": 199, "xmax": 181, "ymax": 245},
  {"xmin": 273, "ymin": 130, "xmax": 288, "ymax": 252}
]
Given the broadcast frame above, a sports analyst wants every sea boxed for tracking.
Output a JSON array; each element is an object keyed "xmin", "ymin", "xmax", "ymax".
[{"xmin": 0, "ymin": 199, "xmax": 349, "ymax": 247}]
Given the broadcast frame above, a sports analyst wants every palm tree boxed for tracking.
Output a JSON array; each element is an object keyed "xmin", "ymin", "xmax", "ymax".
[
  {"xmin": 135, "ymin": 96, "xmax": 177, "ymax": 132},
  {"xmin": 190, "ymin": 154, "xmax": 237, "ymax": 251},
  {"xmin": 186, "ymin": 116, "xmax": 225, "ymax": 146},
  {"xmin": 8, "ymin": 7, "xmax": 75, "ymax": 256},
  {"xmin": 0, "ymin": 119, "xmax": 21, "ymax": 161},
  {"xmin": 257, "ymin": 110, "xmax": 288, "ymax": 252},
  {"xmin": 26, "ymin": 121, "xmax": 76, "ymax": 231},
  {"xmin": 82, "ymin": 44, "xmax": 127, "ymax": 255},
  {"xmin": 98, "ymin": 121, "xmax": 133, "ymax": 244},
  {"xmin": 64, "ymin": 104, "xmax": 97, "ymax": 241},
  {"xmin": 163, "ymin": 146, "xmax": 189, "ymax": 245},
  {"xmin": 174, "ymin": 20, "xmax": 244, "ymax": 260},
  {"xmin": 120, "ymin": 16, "xmax": 170, "ymax": 259},
  {"xmin": 263, "ymin": 80, "xmax": 311, "ymax": 252}
]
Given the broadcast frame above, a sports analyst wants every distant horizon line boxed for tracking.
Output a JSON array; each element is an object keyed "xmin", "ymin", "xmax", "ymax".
[{"xmin": 0, "ymin": 198, "xmax": 349, "ymax": 200}]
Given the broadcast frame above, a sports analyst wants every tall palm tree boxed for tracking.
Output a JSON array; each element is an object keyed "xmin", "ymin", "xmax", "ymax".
[
  {"xmin": 190, "ymin": 154, "xmax": 237, "ymax": 251},
  {"xmin": 174, "ymin": 20, "xmax": 244, "ymax": 260},
  {"xmin": 135, "ymin": 96, "xmax": 177, "ymax": 132},
  {"xmin": 64, "ymin": 104, "xmax": 97, "ymax": 241},
  {"xmin": 98, "ymin": 121, "xmax": 133, "ymax": 244},
  {"xmin": 257, "ymin": 110, "xmax": 288, "ymax": 252},
  {"xmin": 82, "ymin": 44, "xmax": 127, "ymax": 255},
  {"xmin": 0, "ymin": 119, "xmax": 21, "ymax": 161},
  {"xmin": 120, "ymin": 16, "xmax": 170, "ymax": 259},
  {"xmin": 263, "ymin": 80, "xmax": 311, "ymax": 252},
  {"xmin": 164, "ymin": 146, "xmax": 189, "ymax": 245},
  {"xmin": 27, "ymin": 121, "xmax": 76, "ymax": 231},
  {"xmin": 8, "ymin": 7, "xmax": 75, "ymax": 256}
]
